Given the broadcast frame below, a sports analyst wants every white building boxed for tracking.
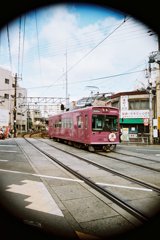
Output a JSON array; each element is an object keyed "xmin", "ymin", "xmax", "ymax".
[{"xmin": 0, "ymin": 66, "xmax": 27, "ymax": 133}]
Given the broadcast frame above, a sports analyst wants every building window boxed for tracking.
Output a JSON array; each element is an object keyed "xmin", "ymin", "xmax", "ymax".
[
  {"xmin": 5, "ymin": 78, "xmax": 9, "ymax": 84},
  {"xmin": 112, "ymin": 101, "xmax": 119, "ymax": 108},
  {"xmin": 4, "ymin": 93, "xmax": 9, "ymax": 99},
  {"xmin": 129, "ymin": 99, "xmax": 149, "ymax": 110}
]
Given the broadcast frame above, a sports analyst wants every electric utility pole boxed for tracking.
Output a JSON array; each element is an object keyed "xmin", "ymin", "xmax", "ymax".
[
  {"xmin": 148, "ymin": 34, "xmax": 160, "ymax": 143},
  {"xmin": 156, "ymin": 35, "xmax": 160, "ymax": 135},
  {"xmin": 13, "ymin": 73, "xmax": 17, "ymax": 138},
  {"xmin": 65, "ymin": 49, "xmax": 69, "ymax": 110},
  {"xmin": 148, "ymin": 63, "xmax": 153, "ymax": 144}
]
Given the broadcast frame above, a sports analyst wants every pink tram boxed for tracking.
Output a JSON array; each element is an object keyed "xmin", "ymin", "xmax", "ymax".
[{"xmin": 48, "ymin": 106, "xmax": 120, "ymax": 152}]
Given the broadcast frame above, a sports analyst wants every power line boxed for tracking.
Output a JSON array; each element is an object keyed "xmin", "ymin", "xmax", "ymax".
[
  {"xmin": 66, "ymin": 17, "xmax": 129, "ymax": 73},
  {"xmin": 35, "ymin": 10, "xmax": 42, "ymax": 79},
  {"xmin": 0, "ymin": 17, "xmax": 153, "ymax": 66},
  {"xmin": 24, "ymin": 67, "xmax": 156, "ymax": 90},
  {"xmin": 6, "ymin": 24, "xmax": 12, "ymax": 71},
  {"xmin": 21, "ymin": 15, "xmax": 26, "ymax": 75},
  {"xmin": 40, "ymin": 16, "xmax": 130, "ymax": 94},
  {"xmin": 21, "ymin": 17, "xmax": 140, "ymax": 54},
  {"xmin": 18, "ymin": 17, "xmax": 22, "ymax": 77}
]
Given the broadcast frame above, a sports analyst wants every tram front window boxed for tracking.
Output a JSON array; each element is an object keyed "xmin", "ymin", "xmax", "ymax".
[{"xmin": 92, "ymin": 115, "xmax": 118, "ymax": 131}]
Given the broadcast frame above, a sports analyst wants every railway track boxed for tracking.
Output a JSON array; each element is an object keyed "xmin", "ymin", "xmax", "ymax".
[
  {"xmin": 23, "ymin": 137, "xmax": 160, "ymax": 223},
  {"xmin": 97, "ymin": 152, "xmax": 160, "ymax": 173},
  {"xmin": 111, "ymin": 149, "xmax": 160, "ymax": 163},
  {"xmin": 37, "ymin": 138, "xmax": 160, "ymax": 193}
]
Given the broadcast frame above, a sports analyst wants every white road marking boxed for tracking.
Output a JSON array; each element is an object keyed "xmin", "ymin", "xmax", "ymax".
[
  {"xmin": 33, "ymin": 173, "xmax": 84, "ymax": 183},
  {"xmin": 6, "ymin": 179, "xmax": 64, "ymax": 216},
  {"xmin": 0, "ymin": 150, "xmax": 17, "ymax": 152},
  {"xmin": 0, "ymin": 145, "xmax": 16, "ymax": 147},
  {"xmin": 0, "ymin": 160, "xmax": 8, "ymax": 162},
  {"xmin": 0, "ymin": 169, "xmax": 30, "ymax": 175},
  {"xmin": 155, "ymin": 154, "xmax": 160, "ymax": 156},
  {"xmin": 0, "ymin": 168, "xmax": 84, "ymax": 183},
  {"xmin": 97, "ymin": 182, "xmax": 152, "ymax": 191}
]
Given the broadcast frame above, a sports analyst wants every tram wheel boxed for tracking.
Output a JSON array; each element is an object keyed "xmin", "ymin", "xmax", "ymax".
[
  {"xmin": 88, "ymin": 145, "xmax": 95, "ymax": 152},
  {"xmin": 103, "ymin": 145, "xmax": 110, "ymax": 152},
  {"xmin": 109, "ymin": 144, "xmax": 116, "ymax": 151}
]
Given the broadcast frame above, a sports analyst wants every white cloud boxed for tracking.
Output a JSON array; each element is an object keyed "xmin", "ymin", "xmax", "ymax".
[{"xmin": 0, "ymin": 4, "xmax": 158, "ymax": 101}]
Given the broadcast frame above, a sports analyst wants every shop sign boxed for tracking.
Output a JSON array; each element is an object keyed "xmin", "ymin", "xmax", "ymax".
[
  {"xmin": 121, "ymin": 128, "xmax": 129, "ymax": 141},
  {"xmin": 121, "ymin": 110, "xmax": 149, "ymax": 119},
  {"xmin": 129, "ymin": 133, "xmax": 138, "ymax": 138},
  {"xmin": 153, "ymin": 119, "xmax": 158, "ymax": 127}
]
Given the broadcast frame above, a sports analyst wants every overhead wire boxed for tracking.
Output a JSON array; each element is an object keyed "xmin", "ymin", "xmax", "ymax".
[
  {"xmin": 0, "ymin": 30, "xmax": 151, "ymax": 65},
  {"xmin": 39, "ymin": 16, "xmax": 130, "ymax": 94},
  {"xmin": 1, "ymin": 14, "xmax": 157, "ymax": 98},
  {"xmin": 63, "ymin": 19, "xmax": 128, "ymax": 72},
  {"xmin": 35, "ymin": 9, "xmax": 42, "ymax": 79},
  {"xmin": 21, "ymin": 14, "xmax": 26, "ymax": 76},
  {"xmin": 24, "ymin": 65, "xmax": 157, "ymax": 90},
  {"xmin": 6, "ymin": 24, "xmax": 12, "ymax": 71},
  {"xmin": 28, "ymin": 18, "xmax": 146, "ymax": 52},
  {"xmin": 0, "ymin": 17, "xmax": 154, "ymax": 64},
  {"xmin": 18, "ymin": 16, "xmax": 22, "ymax": 77},
  {"xmin": 13, "ymin": 17, "xmax": 138, "ymax": 57}
]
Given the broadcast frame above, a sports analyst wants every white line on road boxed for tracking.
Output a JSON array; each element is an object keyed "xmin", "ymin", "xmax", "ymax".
[
  {"xmin": 0, "ymin": 160, "xmax": 8, "ymax": 162},
  {"xmin": 0, "ymin": 169, "xmax": 31, "ymax": 175},
  {"xmin": 0, "ymin": 150, "xmax": 17, "ymax": 152},
  {"xmin": 0, "ymin": 145, "xmax": 16, "ymax": 147},
  {"xmin": 97, "ymin": 182, "xmax": 152, "ymax": 191},
  {"xmin": 0, "ymin": 168, "xmax": 84, "ymax": 183},
  {"xmin": 33, "ymin": 173, "xmax": 84, "ymax": 182}
]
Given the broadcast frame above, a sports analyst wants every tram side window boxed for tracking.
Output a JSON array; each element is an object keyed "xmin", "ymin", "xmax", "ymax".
[
  {"xmin": 58, "ymin": 120, "xmax": 61, "ymax": 128},
  {"xmin": 85, "ymin": 115, "xmax": 88, "ymax": 129},
  {"xmin": 77, "ymin": 116, "xmax": 82, "ymax": 128},
  {"xmin": 69, "ymin": 119, "xmax": 73, "ymax": 128}
]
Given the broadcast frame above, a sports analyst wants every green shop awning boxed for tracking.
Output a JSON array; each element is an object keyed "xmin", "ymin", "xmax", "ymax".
[{"xmin": 120, "ymin": 118, "xmax": 144, "ymax": 124}]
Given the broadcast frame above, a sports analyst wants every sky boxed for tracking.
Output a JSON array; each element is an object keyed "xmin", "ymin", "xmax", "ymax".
[{"xmin": 0, "ymin": 3, "xmax": 158, "ymax": 103}]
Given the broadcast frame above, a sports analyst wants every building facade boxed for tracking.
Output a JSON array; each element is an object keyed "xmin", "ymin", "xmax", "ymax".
[
  {"xmin": 0, "ymin": 67, "xmax": 27, "ymax": 134},
  {"xmin": 110, "ymin": 90, "xmax": 157, "ymax": 143}
]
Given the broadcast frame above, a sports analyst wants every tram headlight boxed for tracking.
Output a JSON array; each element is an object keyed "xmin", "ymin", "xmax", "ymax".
[{"xmin": 108, "ymin": 133, "xmax": 116, "ymax": 141}]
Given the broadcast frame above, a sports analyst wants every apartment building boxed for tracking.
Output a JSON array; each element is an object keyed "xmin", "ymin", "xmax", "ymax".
[{"xmin": 0, "ymin": 66, "xmax": 27, "ymax": 133}]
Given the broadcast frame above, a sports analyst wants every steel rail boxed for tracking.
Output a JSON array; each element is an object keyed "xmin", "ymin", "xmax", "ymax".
[{"xmin": 24, "ymin": 137, "xmax": 149, "ymax": 223}]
